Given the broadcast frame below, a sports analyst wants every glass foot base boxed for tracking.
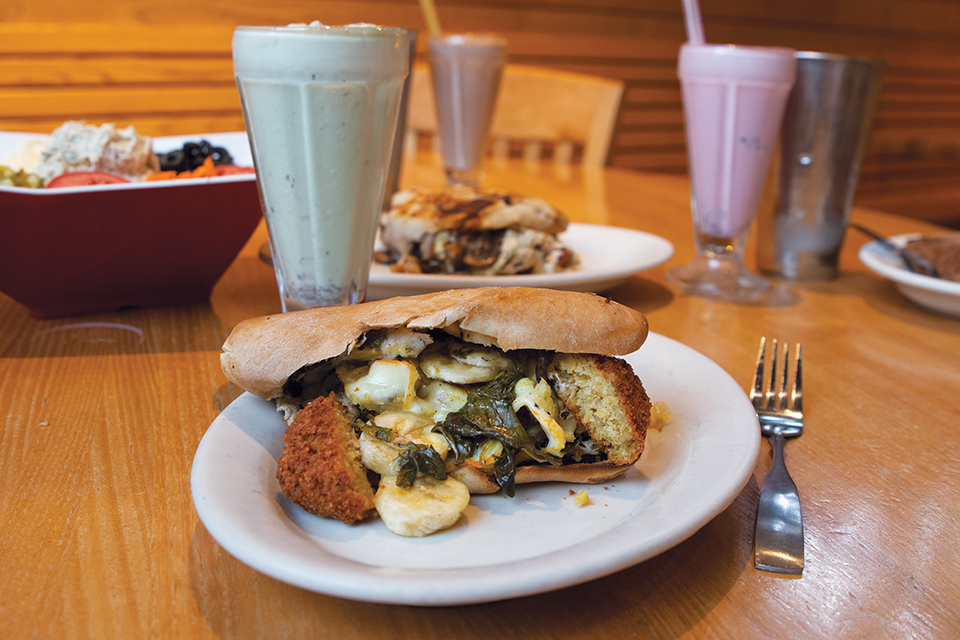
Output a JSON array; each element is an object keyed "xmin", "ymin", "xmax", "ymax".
[
  {"xmin": 667, "ymin": 254, "xmax": 768, "ymax": 300},
  {"xmin": 445, "ymin": 167, "xmax": 481, "ymax": 188}
]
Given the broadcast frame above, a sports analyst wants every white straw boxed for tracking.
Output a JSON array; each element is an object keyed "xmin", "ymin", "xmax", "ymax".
[
  {"xmin": 418, "ymin": 0, "xmax": 443, "ymax": 38},
  {"xmin": 681, "ymin": 0, "xmax": 705, "ymax": 45}
]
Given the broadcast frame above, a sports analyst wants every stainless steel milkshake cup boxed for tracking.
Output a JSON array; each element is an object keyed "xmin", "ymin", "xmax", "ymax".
[{"xmin": 757, "ymin": 52, "xmax": 884, "ymax": 280}]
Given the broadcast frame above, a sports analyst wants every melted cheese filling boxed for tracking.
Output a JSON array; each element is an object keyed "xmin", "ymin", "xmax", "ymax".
[{"xmin": 330, "ymin": 330, "xmax": 575, "ymax": 537}]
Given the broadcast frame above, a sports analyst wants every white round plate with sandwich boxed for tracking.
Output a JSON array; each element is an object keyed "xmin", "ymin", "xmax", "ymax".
[
  {"xmin": 366, "ymin": 222, "xmax": 674, "ymax": 299},
  {"xmin": 191, "ymin": 333, "xmax": 760, "ymax": 606},
  {"xmin": 859, "ymin": 233, "xmax": 960, "ymax": 318}
]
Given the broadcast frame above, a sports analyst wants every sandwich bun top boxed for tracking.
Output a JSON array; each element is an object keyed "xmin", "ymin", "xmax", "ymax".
[
  {"xmin": 221, "ymin": 287, "xmax": 648, "ymax": 399},
  {"xmin": 382, "ymin": 187, "xmax": 568, "ymax": 252}
]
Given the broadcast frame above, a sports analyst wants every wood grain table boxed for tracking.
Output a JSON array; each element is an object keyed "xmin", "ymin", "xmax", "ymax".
[{"xmin": 2, "ymin": 155, "xmax": 958, "ymax": 639}]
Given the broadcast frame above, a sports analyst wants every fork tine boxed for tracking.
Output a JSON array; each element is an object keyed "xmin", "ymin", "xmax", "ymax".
[
  {"xmin": 750, "ymin": 337, "xmax": 767, "ymax": 404},
  {"xmin": 767, "ymin": 338, "xmax": 781, "ymax": 410},
  {"xmin": 791, "ymin": 343, "xmax": 803, "ymax": 413},
  {"xmin": 777, "ymin": 341, "xmax": 790, "ymax": 411}
]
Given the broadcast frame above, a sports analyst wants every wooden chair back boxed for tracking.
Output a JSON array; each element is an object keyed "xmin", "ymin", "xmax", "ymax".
[{"xmin": 405, "ymin": 63, "xmax": 624, "ymax": 167}]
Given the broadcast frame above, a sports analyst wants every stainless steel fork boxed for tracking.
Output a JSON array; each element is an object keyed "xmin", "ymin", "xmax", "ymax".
[{"xmin": 750, "ymin": 337, "xmax": 805, "ymax": 575}]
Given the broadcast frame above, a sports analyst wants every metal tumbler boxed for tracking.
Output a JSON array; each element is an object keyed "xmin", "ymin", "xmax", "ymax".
[{"xmin": 757, "ymin": 52, "xmax": 884, "ymax": 280}]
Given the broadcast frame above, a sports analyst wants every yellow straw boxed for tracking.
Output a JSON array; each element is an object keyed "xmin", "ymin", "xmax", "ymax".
[{"xmin": 418, "ymin": 0, "xmax": 442, "ymax": 38}]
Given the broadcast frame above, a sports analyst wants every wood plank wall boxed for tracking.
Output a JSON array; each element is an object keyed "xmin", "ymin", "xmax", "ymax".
[{"xmin": 2, "ymin": 0, "xmax": 960, "ymax": 226}]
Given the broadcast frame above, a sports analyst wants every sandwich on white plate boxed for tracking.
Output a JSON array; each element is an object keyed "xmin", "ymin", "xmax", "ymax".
[
  {"xmin": 376, "ymin": 187, "xmax": 578, "ymax": 276},
  {"xmin": 220, "ymin": 287, "xmax": 652, "ymax": 537}
]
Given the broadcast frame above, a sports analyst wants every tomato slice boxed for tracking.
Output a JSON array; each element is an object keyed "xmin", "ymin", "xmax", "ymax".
[{"xmin": 47, "ymin": 171, "xmax": 129, "ymax": 187}]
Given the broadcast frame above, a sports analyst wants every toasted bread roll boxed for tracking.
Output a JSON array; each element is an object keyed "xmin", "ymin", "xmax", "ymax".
[
  {"xmin": 221, "ymin": 287, "xmax": 648, "ymax": 400},
  {"xmin": 451, "ymin": 460, "xmax": 636, "ymax": 494},
  {"xmin": 384, "ymin": 187, "xmax": 568, "ymax": 241}
]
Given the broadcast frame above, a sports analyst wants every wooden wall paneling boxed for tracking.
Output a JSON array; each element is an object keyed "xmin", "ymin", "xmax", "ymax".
[
  {"xmin": 0, "ymin": 57, "xmax": 234, "ymax": 86},
  {"xmin": 0, "ymin": 1, "xmax": 423, "ymax": 29},
  {"xmin": 2, "ymin": 0, "xmax": 960, "ymax": 224},
  {"xmin": 0, "ymin": 22, "xmax": 235, "ymax": 52},
  {"xmin": 2, "ymin": 87, "xmax": 239, "ymax": 118}
]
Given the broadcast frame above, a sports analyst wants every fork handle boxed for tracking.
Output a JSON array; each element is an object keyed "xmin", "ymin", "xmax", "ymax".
[{"xmin": 754, "ymin": 432, "xmax": 805, "ymax": 575}]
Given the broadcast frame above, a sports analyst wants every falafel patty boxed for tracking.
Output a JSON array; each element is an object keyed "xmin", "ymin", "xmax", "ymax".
[{"xmin": 276, "ymin": 394, "xmax": 376, "ymax": 524}]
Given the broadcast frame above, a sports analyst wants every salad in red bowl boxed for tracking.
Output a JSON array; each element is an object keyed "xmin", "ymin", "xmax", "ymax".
[{"xmin": 0, "ymin": 124, "xmax": 262, "ymax": 319}]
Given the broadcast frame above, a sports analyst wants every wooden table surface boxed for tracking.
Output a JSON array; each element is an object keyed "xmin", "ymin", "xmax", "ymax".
[{"xmin": 2, "ymin": 155, "xmax": 959, "ymax": 639}]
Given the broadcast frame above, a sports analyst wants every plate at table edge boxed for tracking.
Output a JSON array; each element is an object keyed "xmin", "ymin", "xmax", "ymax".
[
  {"xmin": 190, "ymin": 333, "xmax": 759, "ymax": 606},
  {"xmin": 859, "ymin": 233, "xmax": 960, "ymax": 318},
  {"xmin": 366, "ymin": 223, "xmax": 674, "ymax": 299}
]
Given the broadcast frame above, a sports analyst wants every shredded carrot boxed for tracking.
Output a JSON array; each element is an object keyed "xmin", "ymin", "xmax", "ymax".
[
  {"xmin": 146, "ymin": 156, "xmax": 221, "ymax": 181},
  {"xmin": 461, "ymin": 456, "xmax": 497, "ymax": 469},
  {"xmin": 189, "ymin": 156, "xmax": 218, "ymax": 177},
  {"xmin": 146, "ymin": 170, "xmax": 178, "ymax": 181}
]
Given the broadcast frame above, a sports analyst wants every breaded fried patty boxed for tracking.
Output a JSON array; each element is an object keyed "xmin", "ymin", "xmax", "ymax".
[
  {"xmin": 546, "ymin": 353, "xmax": 651, "ymax": 465},
  {"xmin": 276, "ymin": 395, "xmax": 376, "ymax": 524}
]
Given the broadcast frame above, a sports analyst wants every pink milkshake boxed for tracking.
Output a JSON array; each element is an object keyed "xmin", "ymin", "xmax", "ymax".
[
  {"xmin": 668, "ymin": 43, "xmax": 795, "ymax": 298},
  {"xmin": 681, "ymin": 44, "xmax": 795, "ymax": 240}
]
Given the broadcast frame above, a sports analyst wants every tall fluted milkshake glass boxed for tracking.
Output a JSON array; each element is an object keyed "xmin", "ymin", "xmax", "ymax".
[
  {"xmin": 233, "ymin": 23, "xmax": 409, "ymax": 310},
  {"xmin": 428, "ymin": 34, "xmax": 506, "ymax": 187},
  {"xmin": 667, "ymin": 44, "xmax": 795, "ymax": 299}
]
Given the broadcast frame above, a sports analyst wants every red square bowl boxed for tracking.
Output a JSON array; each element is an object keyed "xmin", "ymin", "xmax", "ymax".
[{"xmin": 0, "ymin": 131, "xmax": 263, "ymax": 318}]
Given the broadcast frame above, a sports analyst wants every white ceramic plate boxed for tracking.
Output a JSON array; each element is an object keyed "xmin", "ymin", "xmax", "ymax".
[
  {"xmin": 366, "ymin": 223, "xmax": 674, "ymax": 299},
  {"xmin": 859, "ymin": 234, "xmax": 960, "ymax": 318},
  {"xmin": 191, "ymin": 333, "xmax": 759, "ymax": 606}
]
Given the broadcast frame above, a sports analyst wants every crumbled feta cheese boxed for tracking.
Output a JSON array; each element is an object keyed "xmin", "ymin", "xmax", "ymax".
[{"xmin": 33, "ymin": 121, "xmax": 159, "ymax": 182}]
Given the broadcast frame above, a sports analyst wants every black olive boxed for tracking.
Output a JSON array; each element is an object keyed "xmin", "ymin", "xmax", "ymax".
[
  {"xmin": 209, "ymin": 146, "xmax": 234, "ymax": 165},
  {"xmin": 156, "ymin": 140, "xmax": 237, "ymax": 171},
  {"xmin": 157, "ymin": 149, "xmax": 185, "ymax": 172}
]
